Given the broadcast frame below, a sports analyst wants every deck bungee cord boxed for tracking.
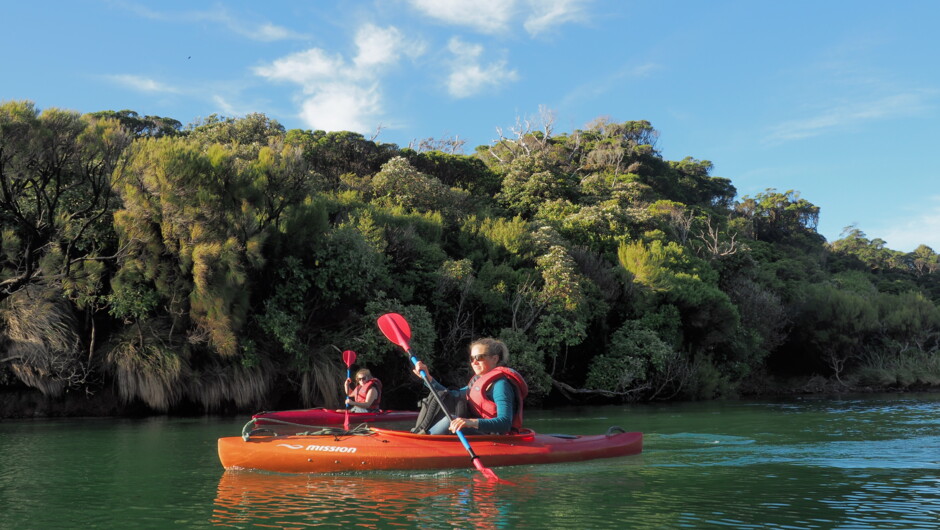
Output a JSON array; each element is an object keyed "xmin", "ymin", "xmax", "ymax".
[{"xmin": 241, "ymin": 417, "xmax": 374, "ymax": 441}]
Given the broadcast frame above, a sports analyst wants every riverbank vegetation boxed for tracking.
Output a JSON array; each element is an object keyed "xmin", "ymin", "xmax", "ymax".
[{"xmin": 1, "ymin": 101, "xmax": 938, "ymax": 417}]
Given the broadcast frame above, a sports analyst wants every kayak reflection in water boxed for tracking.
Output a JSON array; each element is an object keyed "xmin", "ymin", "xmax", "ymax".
[
  {"xmin": 345, "ymin": 368, "xmax": 382, "ymax": 412},
  {"xmin": 212, "ymin": 469, "xmax": 523, "ymax": 527},
  {"xmin": 411, "ymin": 338, "xmax": 528, "ymax": 435}
]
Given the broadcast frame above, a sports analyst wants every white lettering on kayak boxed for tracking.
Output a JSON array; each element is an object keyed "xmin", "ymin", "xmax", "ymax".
[
  {"xmin": 276, "ymin": 443, "xmax": 356, "ymax": 454},
  {"xmin": 305, "ymin": 445, "xmax": 357, "ymax": 453}
]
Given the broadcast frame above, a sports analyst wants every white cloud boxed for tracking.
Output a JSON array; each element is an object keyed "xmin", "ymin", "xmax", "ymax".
[
  {"xmin": 254, "ymin": 49, "xmax": 345, "ymax": 85},
  {"xmin": 249, "ymin": 22, "xmax": 309, "ymax": 42},
  {"xmin": 212, "ymin": 14, "xmax": 309, "ymax": 41},
  {"xmin": 254, "ymin": 24, "xmax": 424, "ymax": 133},
  {"xmin": 118, "ymin": 2, "xmax": 308, "ymax": 41},
  {"xmin": 407, "ymin": 0, "xmax": 588, "ymax": 35},
  {"xmin": 299, "ymin": 83, "xmax": 382, "ymax": 134},
  {"xmin": 523, "ymin": 0, "xmax": 589, "ymax": 36},
  {"xmin": 212, "ymin": 95, "xmax": 240, "ymax": 116},
  {"xmin": 872, "ymin": 195, "xmax": 940, "ymax": 253},
  {"xmin": 105, "ymin": 74, "xmax": 180, "ymax": 94},
  {"xmin": 446, "ymin": 37, "xmax": 519, "ymax": 98},
  {"xmin": 407, "ymin": 0, "xmax": 515, "ymax": 34},
  {"xmin": 765, "ymin": 91, "xmax": 934, "ymax": 144},
  {"xmin": 353, "ymin": 24, "xmax": 426, "ymax": 71}
]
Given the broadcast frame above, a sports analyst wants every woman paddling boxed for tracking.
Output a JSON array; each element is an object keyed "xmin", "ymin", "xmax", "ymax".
[{"xmin": 411, "ymin": 338, "xmax": 527, "ymax": 435}]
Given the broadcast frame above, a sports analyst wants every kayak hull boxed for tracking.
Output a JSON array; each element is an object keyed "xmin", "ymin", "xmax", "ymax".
[
  {"xmin": 217, "ymin": 427, "xmax": 642, "ymax": 474},
  {"xmin": 251, "ymin": 408, "xmax": 418, "ymax": 426}
]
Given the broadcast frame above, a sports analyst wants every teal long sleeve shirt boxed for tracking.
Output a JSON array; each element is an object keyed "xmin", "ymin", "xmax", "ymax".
[{"xmin": 430, "ymin": 377, "xmax": 516, "ymax": 434}]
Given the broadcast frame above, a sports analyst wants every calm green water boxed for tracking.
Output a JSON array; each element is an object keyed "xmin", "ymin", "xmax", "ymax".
[{"xmin": 1, "ymin": 394, "xmax": 938, "ymax": 529}]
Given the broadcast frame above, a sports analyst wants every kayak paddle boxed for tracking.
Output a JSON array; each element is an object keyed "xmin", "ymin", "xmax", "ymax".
[
  {"xmin": 377, "ymin": 312, "xmax": 500, "ymax": 482},
  {"xmin": 342, "ymin": 349, "xmax": 357, "ymax": 431}
]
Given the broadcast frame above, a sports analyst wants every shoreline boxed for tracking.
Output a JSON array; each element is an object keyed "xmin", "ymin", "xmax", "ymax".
[{"xmin": 2, "ymin": 377, "xmax": 937, "ymax": 420}]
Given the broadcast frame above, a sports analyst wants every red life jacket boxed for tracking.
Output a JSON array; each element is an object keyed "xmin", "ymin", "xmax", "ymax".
[
  {"xmin": 466, "ymin": 367, "xmax": 528, "ymax": 431},
  {"xmin": 352, "ymin": 378, "xmax": 382, "ymax": 410}
]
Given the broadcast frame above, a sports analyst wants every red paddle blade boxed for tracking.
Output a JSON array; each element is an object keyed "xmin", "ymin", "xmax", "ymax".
[
  {"xmin": 342, "ymin": 350, "xmax": 357, "ymax": 367},
  {"xmin": 377, "ymin": 313, "xmax": 412, "ymax": 352},
  {"xmin": 473, "ymin": 458, "xmax": 500, "ymax": 482}
]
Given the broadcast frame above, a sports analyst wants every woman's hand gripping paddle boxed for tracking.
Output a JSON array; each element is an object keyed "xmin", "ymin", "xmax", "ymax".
[
  {"xmin": 342, "ymin": 349, "xmax": 357, "ymax": 431},
  {"xmin": 377, "ymin": 312, "xmax": 501, "ymax": 482}
]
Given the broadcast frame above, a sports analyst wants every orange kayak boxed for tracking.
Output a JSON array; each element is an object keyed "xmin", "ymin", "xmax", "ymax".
[
  {"xmin": 217, "ymin": 426, "xmax": 642, "ymax": 474},
  {"xmin": 251, "ymin": 408, "xmax": 418, "ymax": 426}
]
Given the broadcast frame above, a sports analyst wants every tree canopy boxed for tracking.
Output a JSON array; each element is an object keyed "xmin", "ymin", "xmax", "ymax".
[{"xmin": 1, "ymin": 100, "xmax": 938, "ymax": 414}]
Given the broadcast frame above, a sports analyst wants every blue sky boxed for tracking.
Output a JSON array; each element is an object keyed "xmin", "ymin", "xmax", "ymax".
[{"xmin": 3, "ymin": 1, "xmax": 939, "ymax": 252}]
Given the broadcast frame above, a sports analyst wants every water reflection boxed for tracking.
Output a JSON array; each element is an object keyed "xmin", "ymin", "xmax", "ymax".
[{"xmin": 212, "ymin": 470, "xmax": 530, "ymax": 528}]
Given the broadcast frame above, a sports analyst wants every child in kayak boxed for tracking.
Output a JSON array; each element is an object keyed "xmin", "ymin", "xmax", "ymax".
[
  {"xmin": 345, "ymin": 368, "xmax": 382, "ymax": 412},
  {"xmin": 411, "ymin": 338, "xmax": 528, "ymax": 435}
]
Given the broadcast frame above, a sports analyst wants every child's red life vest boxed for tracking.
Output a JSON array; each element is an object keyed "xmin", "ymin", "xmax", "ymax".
[{"xmin": 352, "ymin": 378, "xmax": 382, "ymax": 410}]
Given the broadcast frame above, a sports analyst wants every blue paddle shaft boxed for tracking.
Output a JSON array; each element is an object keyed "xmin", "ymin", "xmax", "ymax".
[
  {"xmin": 455, "ymin": 431, "xmax": 477, "ymax": 457},
  {"xmin": 407, "ymin": 355, "xmax": 458, "ymax": 424},
  {"xmin": 408, "ymin": 355, "xmax": 429, "ymax": 380},
  {"xmin": 407, "ymin": 354, "xmax": 481, "ymax": 460}
]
